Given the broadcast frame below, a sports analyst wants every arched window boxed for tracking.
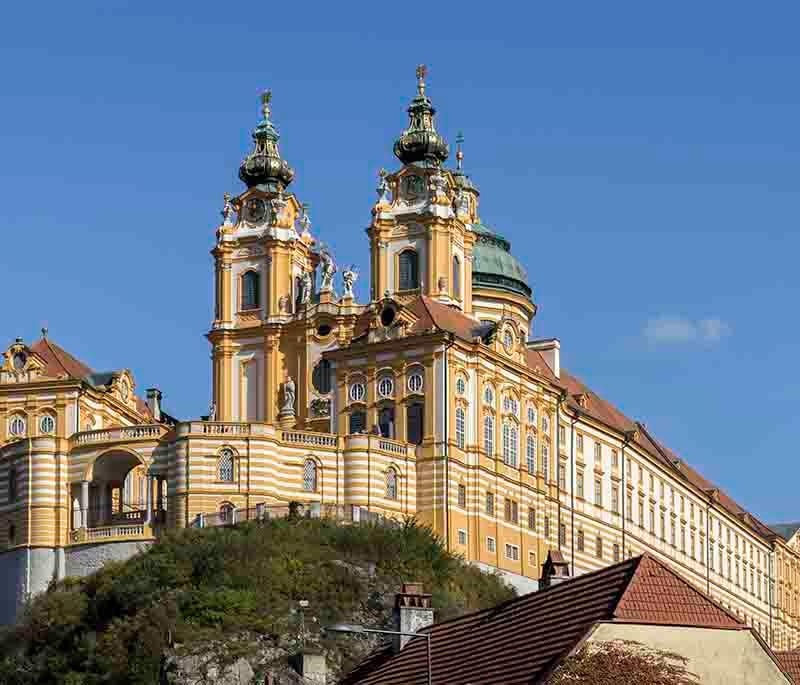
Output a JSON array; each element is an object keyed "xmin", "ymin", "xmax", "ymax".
[
  {"xmin": 39, "ymin": 414, "xmax": 55, "ymax": 434},
  {"xmin": 453, "ymin": 256, "xmax": 461, "ymax": 299},
  {"xmin": 455, "ymin": 406, "xmax": 466, "ymax": 450},
  {"xmin": 398, "ymin": 250, "xmax": 419, "ymax": 291},
  {"xmin": 526, "ymin": 435, "xmax": 536, "ymax": 474},
  {"xmin": 349, "ymin": 410, "xmax": 366, "ymax": 434},
  {"xmin": 219, "ymin": 502, "xmax": 235, "ymax": 524},
  {"xmin": 483, "ymin": 385, "xmax": 494, "ymax": 405},
  {"xmin": 379, "ymin": 406, "xmax": 396, "ymax": 439},
  {"xmin": 241, "ymin": 271, "xmax": 260, "ymax": 310},
  {"xmin": 407, "ymin": 402, "xmax": 424, "ymax": 445},
  {"xmin": 502, "ymin": 423, "xmax": 518, "ymax": 467},
  {"xmin": 218, "ymin": 449, "xmax": 235, "ymax": 483},
  {"xmin": 312, "ymin": 359, "xmax": 333, "ymax": 394},
  {"xmin": 386, "ymin": 468, "xmax": 398, "ymax": 500},
  {"xmin": 303, "ymin": 459, "xmax": 318, "ymax": 492},
  {"xmin": 484, "ymin": 415, "xmax": 494, "ymax": 455},
  {"xmin": 8, "ymin": 414, "xmax": 26, "ymax": 437}
]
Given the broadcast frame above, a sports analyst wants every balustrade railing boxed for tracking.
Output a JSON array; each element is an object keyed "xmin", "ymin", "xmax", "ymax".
[
  {"xmin": 281, "ymin": 430, "xmax": 339, "ymax": 448},
  {"xmin": 72, "ymin": 424, "xmax": 167, "ymax": 446}
]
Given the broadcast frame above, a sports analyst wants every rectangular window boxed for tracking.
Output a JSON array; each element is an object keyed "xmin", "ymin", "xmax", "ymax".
[
  {"xmin": 596, "ymin": 536, "xmax": 603, "ymax": 560},
  {"xmin": 544, "ymin": 516, "xmax": 550, "ymax": 539},
  {"xmin": 613, "ymin": 543, "xmax": 620, "ymax": 562},
  {"xmin": 487, "ymin": 537, "xmax": 496, "ymax": 553},
  {"xmin": 528, "ymin": 507, "xmax": 536, "ymax": 530},
  {"xmin": 659, "ymin": 480, "xmax": 665, "ymax": 499},
  {"xmin": 594, "ymin": 478, "xmax": 603, "ymax": 507},
  {"xmin": 458, "ymin": 529, "xmax": 467, "ymax": 546},
  {"xmin": 649, "ymin": 507, "xmax": 655, "ymax": 534},
  {"xmin": 577, "ymin": 472, "xmax": 585, "ymax": 498},
  {"xmin": 638, "ymin": 498, "xmax": 644, "ymax": 528},
  {"xmin": 485, "ymin": 492, "xmax": 494, "ymax": 516},
  {"xmin": 559, "ymin": 424, "xmax": 566, "ymax": 444},
  {"xmin": 649, "ymin": 474, "xmax": 654, "ymax": 493},
  {"xmin": 611, "ymin": 449, "xmax": 619, "ymax": 468},
  {"xmin": 505, "ymin": 544, "xmax": 519, "ymax": 561},
  {"xmin": 659, "ymin": 513, "xmax": 665, "ymax": 541},
  {"xmin": 576, "ymin": 434, "xmax": 583, "ymax": 452},
  {"xmin": 681, "ymin": 526, "xmax": 686, "ymax": 554},
  {"xmin": 529, "ymin": 551, "xmax": 537, "ymax": 567},
  {"xmin": 690, "ymin": 502, "xmax": 695, "ymax": 521},
  {"xmin": 594, "ymin": 441, "xmax": 601, "ymax": 460},
  {"xmin": 504, "ymin": 498, "xmax": 518, "ymax": 524},
  {"xmin": 670, "ymin": 521, "xmax": 676, "ymax": 547},
  {"xmin": 626, "ymin": 494, "xmax": 633, "ymax": 522},
  {"xmin": 558, "ymin": 465, "xmax": 566, "ymax": 489},
  {"xmin": 638, "ymin": 466, "xmax": 643, "ymax": 485},
  {"xmin": 526, "ymin": 435, "xmax": 536, "ymax": 474},
  {"xmin": 710, "ymin": 544, "xmax": 715, "ymax": 571},
  {"xmin": 559, "ymin": 523, "xmax": 566, "ymax": 546},
  {"xmin": 611, "ymin": 486, "xmax": 619, "ymax": 514},
  {"xmin": 577, "ymin": 529, "xmax": 585, "ymax": 552},
  {"xmin": 455, "ymin": 407, "xmax": 466, "ymax": 450},
  {"xmin": 690, "ymin": 533, "xmax": 696, "ymax": 560},
  {"xmin": 681, "ymin": 496, "xmax": 685, "ymax": 514},
  {"xmin": 505, "ymin": 498, "xmax": 512, "ymax": 522},
  {"xmin": 542, "ymin": 446, "xmax": 549, "ymax": 481},
  {"xmin": 457, "ymin": 484, "xmax": 466, "ymax": 509}
]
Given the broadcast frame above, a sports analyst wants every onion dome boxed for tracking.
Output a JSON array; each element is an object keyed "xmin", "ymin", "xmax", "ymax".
[
  {"xmin": 472, "ymin": 223, "xmax": 532, "ymax": 299},
  {"xmin": 239, "ymin": 90, "xmax": 295, "ymax": 191},
  {"xmin": 393, "ymin": 65, "xmax": 449, "ymax": 167}
]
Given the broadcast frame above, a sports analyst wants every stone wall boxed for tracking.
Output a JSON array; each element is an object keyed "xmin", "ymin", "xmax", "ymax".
[
  {"xmin": 0, "ymin": 547, "xmax": 60, "ymax": 625},
  {"xmin": 65, "ymin": 540, "xmax": 152, "ymax": 578}
]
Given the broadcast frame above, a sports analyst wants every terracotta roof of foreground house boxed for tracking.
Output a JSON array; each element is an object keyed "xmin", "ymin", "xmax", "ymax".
[
  {"xmin": 340, "ymin": 553, "xmax": 746, "ymax": 685},
  {"xmin": 776, "ymin": 650, "xmax": 800, "ymax": 683},
  {"xmin": 560, "ymin": 370, "xmax": 778, "ymax": 542}
]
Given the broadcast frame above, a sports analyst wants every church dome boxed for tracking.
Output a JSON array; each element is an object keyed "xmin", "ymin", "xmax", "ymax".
[
  {"xmin": 471, "ymin": 223, "xmax": 532, "ymax": 299},
  {"xmin": 239, "ymin": 91, "xmax": 295, "ymax": 191},
  {"xmin": 393, "ymin": 65, "xmax": 449, "ymax": 167}
]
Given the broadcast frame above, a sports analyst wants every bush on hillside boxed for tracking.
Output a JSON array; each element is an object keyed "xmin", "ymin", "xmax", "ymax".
[{"xmin": 0, "ymin": 517, "xmax": 515, "ymax": 684}]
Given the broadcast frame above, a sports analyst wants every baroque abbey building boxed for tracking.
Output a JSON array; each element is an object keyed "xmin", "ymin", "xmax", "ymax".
[{"xmin": 0, "ymin": 67, "xmax": 797, "ymax": 648}]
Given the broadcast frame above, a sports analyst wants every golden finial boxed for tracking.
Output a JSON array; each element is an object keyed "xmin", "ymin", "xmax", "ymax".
[
  {"xmin": 456, "ymin": 131, "xmax": 465, "ymax": 171},
  {"xmin": 260, "ymin": 89, "xmax": 272, "ymax": 119},
  {"xmin": 415, "ymin": 64, "xmax": 427, "ymax": 95}
]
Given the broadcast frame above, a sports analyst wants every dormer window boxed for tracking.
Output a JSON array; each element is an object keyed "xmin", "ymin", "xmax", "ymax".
[{"xmin": 398, "ymin": 250, "xmax": 419, "ymax": 291}]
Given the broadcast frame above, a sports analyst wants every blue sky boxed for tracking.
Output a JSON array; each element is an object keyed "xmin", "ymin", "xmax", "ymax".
[{"xmin": 2, "ymin": 2, "xmax": 798, "ymax": 521}]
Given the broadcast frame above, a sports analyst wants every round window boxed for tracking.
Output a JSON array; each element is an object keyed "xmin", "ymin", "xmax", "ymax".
[
  {"xmin": 378, "ymin": 377, "xmax": 394, "ymax": 398},
  {"xmin": 456, "ymin": 377, "xmax": 466, "ymax": 395},
  {"xmin": 12, "ymin": 353, "xmax": 26, "ymax": 371},
  {"xmin": 317, "ymin": 324, "xmax": 333, "ymax": 337},
  {"xmin": 39, "ymin": 415, "xmax": 55, "ymax": 434},
  {"xmin": 503, "ymin": 329, "xmax": 514, "ymax": 353},
  {"xmin": 312, "ymin": 359, "xmax": 333, "ymax": 394},
  {"xmin": 9, "ymin": 416, "xmax": 26, "ymax": 436},
  {"xmin": 408, "ymin": 373, "xmax": 423, "ymax": 393},
  {"xmin": 120, "ymin": 380, "xmax": 130, "ymax": 401},
  {"xmin": 380, "ymin": 307, "xmax": 396, "ymax": 327},
  {"xmin": 349, "ymin": 382, "xmax": 366, "ymax": 403}
]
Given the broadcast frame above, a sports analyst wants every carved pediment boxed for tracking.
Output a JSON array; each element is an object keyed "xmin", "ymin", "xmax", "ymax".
[{"xmin": 0, "ymin": 339, "xmax": 47, "ymax": 384}]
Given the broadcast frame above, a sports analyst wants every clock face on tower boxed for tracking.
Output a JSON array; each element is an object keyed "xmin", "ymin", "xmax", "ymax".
[{"xmin": 245, "ymin": 197, "xmax": 268, "ymax": 224}]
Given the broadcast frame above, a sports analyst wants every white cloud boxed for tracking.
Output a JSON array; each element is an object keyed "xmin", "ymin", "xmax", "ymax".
[{"xmin": 643, "ymin": 316, "xmax": 732, "ymax": 345}]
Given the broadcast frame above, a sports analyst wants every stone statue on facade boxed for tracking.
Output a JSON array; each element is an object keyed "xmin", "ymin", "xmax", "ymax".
[
  {"xmin": 221, "ymin": 192, "xmax": 234, "ymax": 226},
  {"xmin": 342, "ymin": 265, "xmax": 358, "ymax": 299},
  {"xmin": 278, "ymin": 294, "xmax": 291, "ymax": 314},
  {"xmin": 376, "ymin": 168, "xmax": 391, "ymax": 205},
  {"xmin": 429, "ymin": 170, "xmax": 450, "ymax": 205},
  {"xmin": 455, "ymin": 188, "xmax": 470, "ymax": 217},
  {"xmin": 208, "ymin": 403, "xmax": 217, "ymax": 422},
  {"xmin": 299, "ymin": 271, "xmax": 313, "ymax": 305},
  {"xmin": 270, "ymin": 190, "xmax": 287, "ymax": 225},
  {"xmin": 281, "ymin": 377, "xmax": 296, "ymax": 415},
  {"xmin": 319, "ymin": 249, "xmax": 337, "ymax": 292},
  {"xmin": 298, "ymin": 203, "xmax": 312, "ymax": 236}
]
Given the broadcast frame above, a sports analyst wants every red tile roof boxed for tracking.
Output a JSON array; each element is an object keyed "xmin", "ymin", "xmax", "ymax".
[
  {"xmin": 341, "ymin": 553, "xmax": 746, "ymax": 685},
  {"xmin": 776, "ymin": 650, "xmax": 800, "ymax": 683},
  {"xmin": 30, "ymin": 337, "xmax": 94, "ymax": 380}
]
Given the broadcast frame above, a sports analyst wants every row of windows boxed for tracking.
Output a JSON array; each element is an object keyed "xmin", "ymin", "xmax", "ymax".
[
  {"xmin": 6, "ymin": 413, "xmax": 56, "ymax": 437},
  {"xmin": 348, "ymin": 372, "xmax": 424, "ymax": 403}
]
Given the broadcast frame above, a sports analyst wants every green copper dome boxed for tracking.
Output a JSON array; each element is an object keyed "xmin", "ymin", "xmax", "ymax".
[{"xmin": 471, "ymin": 223, "xmax": 532, "ymax": 299}]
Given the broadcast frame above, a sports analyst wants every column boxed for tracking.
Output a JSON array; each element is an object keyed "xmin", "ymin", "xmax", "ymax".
[
  {"xmin": 157, "ymin": 477, "xmax": 164, "ymax": 517},
  {"xmin": 80, "ymin": 480, "xmax": 90, "ymax": 529},
  {"xmin": 145, "ymin": 474, "xmax": 153, "ymax": 524},
  {"xmin": 97, "ymin": 482, "xmax": 105, "ymax": 526}
]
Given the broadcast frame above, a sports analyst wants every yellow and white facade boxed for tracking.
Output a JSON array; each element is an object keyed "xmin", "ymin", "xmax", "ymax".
[{"xmin": 0, "ymin": 68, "xmax": 797, "ymax": 649}]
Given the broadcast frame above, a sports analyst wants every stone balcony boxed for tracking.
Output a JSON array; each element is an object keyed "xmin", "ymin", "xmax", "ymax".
[{"xmin": 70, "ymin": 424, "xmax": 169, "ymax": 449}]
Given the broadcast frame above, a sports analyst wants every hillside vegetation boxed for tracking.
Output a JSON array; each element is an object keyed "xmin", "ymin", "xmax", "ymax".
[{"xmin": 0, "ymin": 516, "xmax": 515, "ymax": 684}]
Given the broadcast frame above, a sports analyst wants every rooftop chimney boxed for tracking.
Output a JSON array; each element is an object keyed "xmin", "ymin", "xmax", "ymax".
[
  {"xmin": 393, "ymin": 583, "xmax": 434, "ymax": 652},
  {"xmin": 526, "ymin": 338, "xmax": 560, "ymax": 379},
  {"xmin": 539, "ymin": 549, "xmax": 571, "ymax": 590},
  {"xmin": 146, "ymin": 388, "xmax": 162, "ymax": 422}
]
